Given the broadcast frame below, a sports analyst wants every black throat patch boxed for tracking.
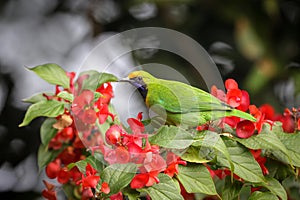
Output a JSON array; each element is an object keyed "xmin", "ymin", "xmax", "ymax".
[
  {"xmin": 137, "ymin": 85, "xmax": 148, "ymax": 100},
  {"xmin": 130, "ymin": 77, "xmax": 148, "ymax": 100}
]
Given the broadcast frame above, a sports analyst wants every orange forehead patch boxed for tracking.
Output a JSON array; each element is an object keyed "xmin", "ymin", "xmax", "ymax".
[{"xmin": 128, "ymin": 71, "xmax": 141, "ymax": 79}]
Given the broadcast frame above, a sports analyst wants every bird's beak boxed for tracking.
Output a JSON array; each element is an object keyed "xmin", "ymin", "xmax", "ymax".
[{"xmin": 118, "ymin": 77, "xmax": 132, "ymax": 83}]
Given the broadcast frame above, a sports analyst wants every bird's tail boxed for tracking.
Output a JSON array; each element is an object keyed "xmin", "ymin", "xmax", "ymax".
[{"xmin": 227, "ymin": 109, "xmax": 256, "ymax": 121}]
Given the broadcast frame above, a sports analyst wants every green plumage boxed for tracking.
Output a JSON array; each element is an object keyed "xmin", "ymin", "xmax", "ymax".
[{"xmin": 126, "ymin": 71, "xmax": 256, "ymax": 127}]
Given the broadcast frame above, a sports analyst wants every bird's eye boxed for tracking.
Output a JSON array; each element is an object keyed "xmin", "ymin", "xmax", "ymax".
[{"xmin": 137, "ymin": 76, "xmax": 142, "ymax": 81}]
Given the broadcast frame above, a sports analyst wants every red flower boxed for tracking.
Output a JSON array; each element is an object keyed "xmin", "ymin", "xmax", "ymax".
[
  {"xmin": 82, "ymin": 109, "xmax": 97, "ymax": 124},
  {"xmin": 96, "ymin": 83, "xmax": 114, "ymax": 105},
  {"xmin": 127, "ymin": 112, "xmax": 145, "ymax": 134},
  {"xmin": 59, "ymin": 127, "xmax": 74, "ymax": 141},
  {"xmin": 57, "ymin": 167, "xmax": 71, "ymax": 184},
  {"xmin": 70, "ymin": 167, "xmax": 82, "ymax": 182},
  {"xmin": 225, "ymin": 79, "xmax": 239, "ymax": 90},
  {"xmin": 130, "ymin": 173, "xmax": 150, "ymax": 189},
  {"xmin": 104, "ymin": 147, "xmax": 118, "ymax": 164},
  {"xmin": 137, "ymin": 112, "xmax": 143, "ymax": 120},
  {"xmin": 224, "ymin": 79, "xmax": 245, "ymax": 108},
  {"xmin": 226, "ymin": 88, "xmax": 243, "ymax": 107},
  {"xmin": 164, "ymin": 152, "xmax": 187, "ymax": 177},
  {"xmin": 222, "ymin": 116, "xmax": 241, "ymax": 128},
  {"xmin": 130, "ymin": 171, "xmax": 160, "ymax": 189},
  {"xmin": 101, "ymin": 182, "xmax": 110, "ymax": 194},
  {"xmin": 110, "ymin": 192, "xmax": 123, "ymax": 200},
  {"xmin": 249, "ymin": 105, "xmax": 266, "ymax": 133},
  {"xmin": 142, "ymin": 153, "xmax": 166, "ymax": 173},
  {"xmin": 251, "ymin": 186, "xmax": 262, "ymax": 193},
  {"xmin": 236, "ymin": 120, "xmax": 255, "ymax": 138},
  {"xmin": 237, "ymin": 90, "xmax": 250, "ymax": 112},
  {"xmin": 127, "ymin": 118, "xmax": 145, "ymax": 134},
  {"xmin": 42, "ymin": 181, "xmax": 57, "ymax": 200},
  {"xmin": 58, "ymin": 146, "xmax": 80, "ymax": 165},
  {"xmin": 66, "ymin": 71, "xmax": 76, "ymax": 93},
  {"xmin": 279, "ymin": 115, "xmax": 295, "ymax": 133},
  {"xmin": 45, "ymin": 159, "xmax": 61, "ymax": 179},
  {"xmin": 206, "ymin": 165, "xmax": 242, "ymax": 180},
  {"xmin": 72, "ymin": 90, "xmax": 98, "ymax": 124},
  {"xmin": 105, "ymin": 125, "xmax": 122, "ymax": 145},
  {"xmin": 103, "ymin": 146, "xmax": 130, "ymax": 164},
  {"xmin": 196, "ymin": 124, "xmax": 209, "ymax": 131},
  {"xmin": 115, "ymin": 146, "xmax": 130, "ymax": 163},
  {"xmin": 179, "ymin": 182, "xmax": 195, "ymax": 200},
  {"xmin": 81, "ymin": 175, "xmax": 100, "ymax": 189},
  {"xmin": 211, "ymin": 85, "xmax": 226, "ymax": 102},
  {"xmin": 96, "ymin": 104, "xmax": 114, "ymax": 124},
  {"xmin": 250, "ymin": 150, "xmax": 269, "ymax": 175},
  {"xmin": 72, "ymin": 90, "xmax": 94, "ymax": 115},
  {"xmin": 259, "ymin": 104, "xmax": 275, "ymax": 120},
  {"xmin": 81, "ymin": 188, "xmax": 93, "ymax": 200},
  {"xmin": 77, "ymin": 164, "xmax": 100, "ymax": 189},
  {"xmin": 130, "ymin": 153, "xmax": 166, "ymax": 189}
]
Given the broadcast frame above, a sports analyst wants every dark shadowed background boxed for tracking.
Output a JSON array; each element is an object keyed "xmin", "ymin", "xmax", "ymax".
[{"xmin": 0, "ymin": 0, "xmax": 299, "ymax": 199}]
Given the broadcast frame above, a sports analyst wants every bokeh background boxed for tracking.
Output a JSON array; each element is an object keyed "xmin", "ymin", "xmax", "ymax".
[{"xmin": 0, "ymin": 0, "xmax": 299, "ymax": 199}]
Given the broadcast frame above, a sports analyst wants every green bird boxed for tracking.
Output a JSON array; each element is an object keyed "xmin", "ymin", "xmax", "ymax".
[{"xmin": 121, "ymin": 70, "xmax": 255, "ymax": 127}]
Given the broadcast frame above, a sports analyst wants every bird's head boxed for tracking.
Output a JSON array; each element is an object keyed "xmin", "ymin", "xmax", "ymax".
[
  {"xmin": 119, "ymin": 70, "xmax": 155, "ymax": 99},
  {"xmin": 119, "ymin": 70, "xmax": 155, "ymax": 88}
]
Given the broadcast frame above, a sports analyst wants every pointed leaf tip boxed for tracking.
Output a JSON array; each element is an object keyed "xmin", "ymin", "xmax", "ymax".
[{"xmin": 29, "ymin": 63, "xmax": 70, "ymax": 88}]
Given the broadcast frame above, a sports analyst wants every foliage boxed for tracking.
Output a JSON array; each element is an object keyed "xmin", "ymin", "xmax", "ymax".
[{"xmin": 20, "ymin": 64, "xmax": 300, "ymax": 200}]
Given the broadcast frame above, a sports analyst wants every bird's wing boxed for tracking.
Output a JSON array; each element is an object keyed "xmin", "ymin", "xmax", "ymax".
[{"xmin": 146, "ymin": 80, "xmax": 230, "ymax": 114}]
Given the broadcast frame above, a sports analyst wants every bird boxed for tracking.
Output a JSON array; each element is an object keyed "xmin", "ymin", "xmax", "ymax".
[{"xmin": 120, "ymin": 70, "xmax": 256, "ymax": 127}]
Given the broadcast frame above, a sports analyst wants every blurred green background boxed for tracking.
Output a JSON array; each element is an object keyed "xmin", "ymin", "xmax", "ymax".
[{"xmin": 0, "ymin": 0, "xmax": 299, "ymax": 199}]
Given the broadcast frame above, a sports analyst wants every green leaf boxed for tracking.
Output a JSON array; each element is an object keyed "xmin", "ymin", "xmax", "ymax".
[
  {"xmin": 267, "ymin": 160, "xmax": 295, "ymax": 181},
  {"xmin": 282, "ymin": 176, "xmax": 300, "ymax": 200},
  {"xmin": 79, "ymin": 70, "xmax": 118, "ymax": 91},
  {"xmin": 177, "ymin": 163, "xmax": 218, "ymax": 195},
  {"xmin": 37, "ymin": 144, "xmax": 62, "ymax": 170},
  {"xmin": 70, "ymin": 159, "xmax": 87, "ymax": 173},
  {"xmin": 181, "ymin": 146, "xmax": 211, "ymax": 163},
  {"xmin": 235, "ymin": 124, "xmax": 292, "ymax": 165},
  {"xmin": 62, "ymin": 184, "xmax": 78, "ymax": 200},
  {"xmin": 86, "ymin": 155, "xmax": 105, "ymax": 172},
  {"xmin": 100, "ymin": 163, "xmax": 137, "ymax": 195},
  {"xmin": 19, "ymin": 100, "xmax": 65, "ymax": 127},
  {"xmin": 68, "ymin": 155, "xmax": 105, "ymax": 174},
  {"xmin": 57, "ymin": 91, "xmax": 74, "ymax": 102},
  {"xmin": 148, "ymin": 125, "xmax": 194, "ymax": 149},
  {"xmin": 271, "ymin": 123, "xmax": 300, "ymax": 167},
  {"xmin": 138, "ymin": 174, "xmax": 184, "ymax": 200},
  {"xmin": 248, "ymin": 191, "xmax": 279, "ymax": 200},
  {"xmin": 258, "ymin": 177, "xmax": 287, "ymax": 200},
  {"xmin": 221, "ymin": 176, "xmax": 243, "ymax": 200},
  {"xmin": 217, "ymin": 139, "xmax": 265, "ymax": 183},
  {"xmin": 40, "ymin": 118, "xmax": 57, "ymax": 145},
  {"xmin": 193, "ymin": 131, "xmax": 234, "ymax": 172},
  {"xmin": 123, "ymin": 188, "xmax": 141, "ymax": 200},
  {"xmin": 94, "ymin": 92, "xmax": 101, "ymax": 101},
  {"xmin": 23, "ymin": 92, "xmax": 54, "ymax": 103},
  {"xmin": 29, "ymin": 63, "xmax": 70, "ymax": 88}
]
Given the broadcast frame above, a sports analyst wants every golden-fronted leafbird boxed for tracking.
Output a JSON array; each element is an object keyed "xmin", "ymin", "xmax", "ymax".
[{"xmin": 120, "ymin": 70, "xmax": 255, "ymax": 127}]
